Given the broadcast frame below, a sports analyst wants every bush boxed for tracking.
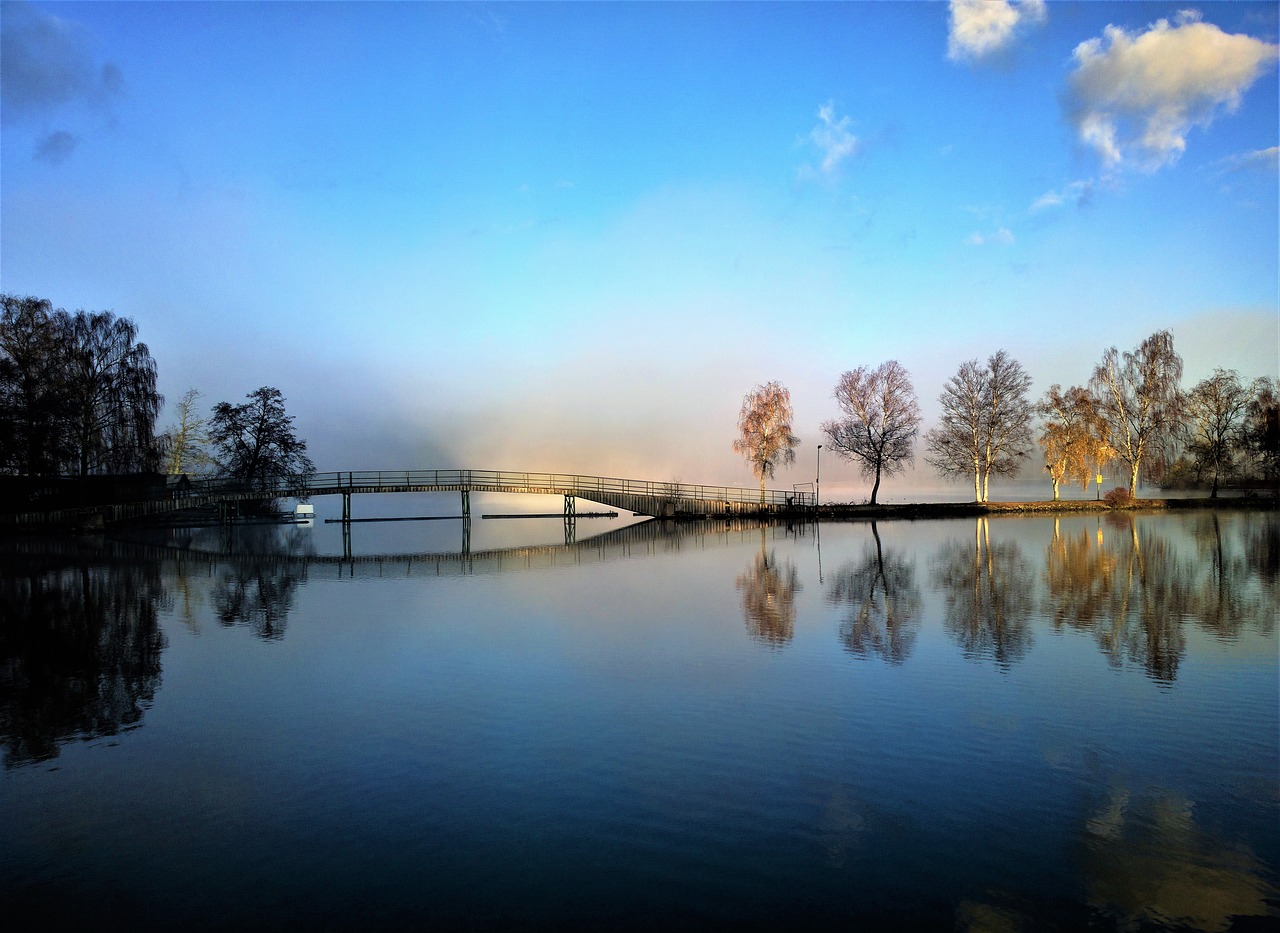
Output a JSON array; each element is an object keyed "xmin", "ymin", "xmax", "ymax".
[{"xmin": 1102, "ymin": 486, "xmax": 1133, "ymax": 508}]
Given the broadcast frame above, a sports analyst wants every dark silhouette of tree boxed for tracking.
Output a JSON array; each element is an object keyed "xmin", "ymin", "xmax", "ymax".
[
  {"xmin": 925, "ymin": 350, "xmax": 1033, "ymax": 502},
  {"xmin": 1181, "ymin": 369, "xmax": 1252, "ymax": 497},
  {"xmin": 1090, "ymin": 330, "xmax": 1183, "ymax": 496},
  {"xmin": 1242, "ymin": 376, "xmax": 1279, "ymax": 488},
  {"xmin": 826, "ymin": 522, "xmax": 922, "ymax": 663},
  {"xmin": 736, "ymin": 530, "xmax": 801, "ymax": 646},
  {"xmin": 932, "ymin": 518, "xmax": 1034, "ymax": 667},
  {"xmin": 0, "ymin": 554, "xmax": 167, "ymax": 768},
  {"xmin": 0, "ymin": 294, "xmax": 161, "ymax": 476},
  {"xmin": 209, "ymin": 386, "xmax": 315, "ymax": 509},
  {"xmin": 733, "ymin": 381, "xmax": 799, "ymax": 501},
  {"xmin": 821, "ymin": 361, "xmax": 922, "ymax": 505},
  {"xmin": 1037, "ymin": 385, "xmax": 1113, "ymax": 501}
]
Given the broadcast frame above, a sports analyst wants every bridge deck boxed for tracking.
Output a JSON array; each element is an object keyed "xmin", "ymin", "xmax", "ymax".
[{"xmin": 4, "ymin": 469, "xmax": 815, "ymax": 527}]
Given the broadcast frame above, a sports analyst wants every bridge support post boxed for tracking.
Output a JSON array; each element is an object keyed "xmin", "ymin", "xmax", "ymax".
[
  {"xmin": 341, "ymin": 491, "xmax": 352, "ymax": 523},
  {"xmin": 461, "ymin": 489, "xmax": 471, "ymax": 520},
  {"xmin": 564, "ymin": 495, "xmax": 575, "ymax": 519}
]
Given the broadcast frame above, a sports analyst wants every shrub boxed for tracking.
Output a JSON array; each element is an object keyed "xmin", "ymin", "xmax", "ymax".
[{"xmin": 1103, "ymin": 486, "xmax": 1133, "ymax": 508}]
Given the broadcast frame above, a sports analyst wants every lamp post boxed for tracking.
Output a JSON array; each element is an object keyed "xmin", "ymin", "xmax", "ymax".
[{"xmin": 816, "ymin": 444, "xmax": 822, "ymax": 511}]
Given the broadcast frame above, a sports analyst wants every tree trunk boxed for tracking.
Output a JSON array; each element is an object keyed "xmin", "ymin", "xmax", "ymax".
[
  {"xmin": 1051, "ymin": 479, "xmax": 1060, "ymax": 501},
  {"xmin": 973, "ymin": 467, "xmax": 981, "ymax": 502},
  {"xmin": 1129, "ymin": 460, "xmax": 1140, "ymax": 498},
  {"xmin": 870, "ymin": 467, "xmax": 882, "ymax": 505}
]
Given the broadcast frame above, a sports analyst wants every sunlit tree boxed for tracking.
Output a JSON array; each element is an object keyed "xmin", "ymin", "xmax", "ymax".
[
  {"xmin": 1037, "ymin": 384, "xmax": 1113, "ymax": 500},
  {"xmin": 925, "ymin": 349, "xmax": 1033, "ymax": 502},
  {"xmin": 733, "ymin": 380, "xmax": 799, "ymax": 501},
  {"xmin": 821, "ymin": 360, "xmax": 921, "ymax": 505},
  {"xmin": 159, "ymin": 388, "xmax": 215, "ymax": 475},
  {"xmin": 1090, "ymin": 330, "xmax": 1183, "ymax": 496}
]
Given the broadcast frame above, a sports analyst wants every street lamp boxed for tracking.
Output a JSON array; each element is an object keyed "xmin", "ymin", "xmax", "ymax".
[{"xmin": 816, "ymin": 444, "xmax": 822, "ymax": 510}]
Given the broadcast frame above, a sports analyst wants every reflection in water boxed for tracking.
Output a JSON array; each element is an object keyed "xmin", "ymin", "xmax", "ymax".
[
  {"xmin": 1081, "ymin": 786, "xmax": 1278, "ymax": 932},
  {"xmin": 826, "ymin": 522, "xmax": 922, "ymax": 664},
  {"xmin": 736, "ymin": 530, "xmax": 801, "ymax": 646},
  {"xmin": 932, "ymin": 518, "xmax": 1034, "ymax": 668},
  {"xmin": 0, "ymin": 554, "xmax": 167, "ymax": 768},
  {"xmin": 1043, "ymin": 517, "xmax": 1189, "ymax": 682},
  {"xmin": 210, "ymin": 559, "xmax": 306, "ymax": 640}
]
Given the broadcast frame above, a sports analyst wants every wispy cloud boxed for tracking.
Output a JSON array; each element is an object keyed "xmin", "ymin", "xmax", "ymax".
[
  {"xmin": 805, "ymin": 102, "xmax": 860, "ymax": 177},
  {"xmin": 947, "ymin": 0, "xmax": 1046, "ymax": 63},
  {"xmin": 1030, "ymin": 180, "xmax": 1094, "ymax": 212},
  {"xmin": 1215, "ymin": 146, "xmax": 1279, "ymax": 173},
  {"xmin": 1066, "ymin": 10, "xmax": 1278, "ymax": 171},
  {"xmin": 966, "ymin": 227, "xmax": 1015, "ymax": 246},
  {"xmin": 33, "ymin": 129, "xmax": 78, "ymax": 165}
]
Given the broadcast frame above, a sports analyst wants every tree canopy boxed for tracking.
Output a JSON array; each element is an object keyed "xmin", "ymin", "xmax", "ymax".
[
  {"xmin": 0, "ymin": 294, "xmax": 161, "ymax": 476},
  {"xmin": 208, "ymin": 387, "xmax": 314, "ymax": 506},
  {"xmin": 732, "ymin": 381, "xmax": 799, "ymax": 499},
  {"xmin": 821, "ymin": 361, "xmax": 921, "ymax": 505},
  {"xmin": 924, "ymin": 350, "xmax": 1033, "ymax": 502}
]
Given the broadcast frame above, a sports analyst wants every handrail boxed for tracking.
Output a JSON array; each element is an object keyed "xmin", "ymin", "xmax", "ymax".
[{"xmin": 187, "ymin": 469, "xmax": 813, "ymax": 508}]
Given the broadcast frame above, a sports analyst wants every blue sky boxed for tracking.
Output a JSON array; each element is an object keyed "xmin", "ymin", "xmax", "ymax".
[{"xmin": 2, "ymin": 1, "xmax": 1276, "ymax": 496}]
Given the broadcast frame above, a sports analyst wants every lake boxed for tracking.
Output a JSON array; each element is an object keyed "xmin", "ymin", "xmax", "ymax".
[{"xmin": 2, "ymin": 507, "xmax": 1277, "ymax": 930}]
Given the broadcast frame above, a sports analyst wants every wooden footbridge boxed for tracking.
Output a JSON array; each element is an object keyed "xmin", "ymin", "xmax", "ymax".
[{"xmin": 4, "ymin": 469, "xmax": 814, "ymax": 527}]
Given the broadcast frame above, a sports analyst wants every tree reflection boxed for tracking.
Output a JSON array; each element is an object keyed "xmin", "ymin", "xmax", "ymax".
[
  {"xmin": 1188, "ymin": 513, "xmax": 1273, "ymax": 639},
  {"xmin": 0, "ymin": 556, "xmax": 167, "ymax": 768},
  {"xmin": 1040, "ymin": 516, "xmax": 1246, "ymax": 683},
  {"xmin": 736, "ymin": 530, "xmax": 801, "ymax": 646},
  {"xmin": 826, "ymin": 522, "xmax": 921, "ymax": 663},
  {"xmin": 210, "ymin": 558, "xmax": 305, "ymax": 640},
  {"xmin": 932, "ymin": 518, "xmax": 1033, "ymax": 668},
  {"xmin": 1080, "ymin": 786, "xmax": 1277, "ymax": 931}
]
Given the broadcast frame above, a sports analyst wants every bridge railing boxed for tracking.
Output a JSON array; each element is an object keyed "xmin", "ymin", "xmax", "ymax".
[{"xmin": 189, "ymin": 470, "xmax": 812, "ymax": 508}]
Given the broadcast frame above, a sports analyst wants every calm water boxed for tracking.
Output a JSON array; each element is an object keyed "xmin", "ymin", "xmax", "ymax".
[{"xmin": 2, "ymin": 508, "xmax": 1277, "ymax": 930}]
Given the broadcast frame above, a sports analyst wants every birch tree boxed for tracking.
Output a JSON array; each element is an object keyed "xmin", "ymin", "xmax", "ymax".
[
  {"xmin": 1037, "ymin": 384, "xmax": 1113, "ymax": 500},
  {"xmin": 924, "ymin": 350, "xmax": 1033, "ymax": 502},
  {"xmin": 159, "ymin": 388, "xmax": 215, "ymax": 475},
  {"xmin": 1090, "ymin": 330, "xmax": 1183, "ymax": 496},
  {"xmin": 732, "ymin": 380, "xmax": 799, "ymax": 500},
  {"xmin": 821, "ymin": 360, "xmax": 921, "ymax": 505}
]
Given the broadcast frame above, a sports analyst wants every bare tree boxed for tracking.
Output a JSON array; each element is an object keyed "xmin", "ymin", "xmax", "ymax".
[
  {"xmin": 1242, "ymin": 377, "xmax": 1279, "ymax": 487},
  {"xmin": 209, "ymin": 387, "xmax": 315, "ymax": 509},
  {"xmin": 0, "ymin": 295, "xmax": 161, "ymax": 476},
  {"xmin": 159, "ymin": 388, "xmax": 215, "ymax": 475},
  {"xmin": 1090, "ymin": 330, "xmax": 1183, "ymax": 496},
  {"xmin": 732, "ymin": 380, "xmax": 799, "ymax": 500},
  {"xmin": 1037, "ymin": 385, "xmax": 1113, "ymax": 500},
  {"xmin": 925, "ymin": 350, "xmax": 1033, "ymax": 502},
  {"xmin": 1182, "ymin": 369, "xmax": 1252, "ymax": 498},
  {"xmin": 821, "ymin": 360, "xmax": 921, "ymax": 505}
]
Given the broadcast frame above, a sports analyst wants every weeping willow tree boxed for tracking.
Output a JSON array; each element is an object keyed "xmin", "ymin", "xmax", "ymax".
[{"xmin": 0, "ymin": 294, "xmax": 162, "ymax": 476}]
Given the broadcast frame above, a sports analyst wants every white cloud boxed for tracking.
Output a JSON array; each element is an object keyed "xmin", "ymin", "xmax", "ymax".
[
  {"xmin": 807, "ymin": 102, "xmax": 859, "ymax": 175},
  {"xmin": 1215, "ymin": 146, "xmax": 1279, "ymax": 173},
  {"xmin": 966, "ymin": 227, "xmax": 1015, "ymax": 246},
  {"xmin": 1030, "ymin": 180, "xmax": 1094, "ymax": 212},
  {"xmin": 947, "ymin": 0, "xmax": 1047, "ymax": 63},
  {"xmin": 1067, "ymin": 13, "xmax": 1278, "ymax": 170}
]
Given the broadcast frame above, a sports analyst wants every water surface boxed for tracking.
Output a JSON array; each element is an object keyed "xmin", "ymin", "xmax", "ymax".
[{"xmin": 2, "ymin": 509, "xmax": 1276, "ymax": 930}]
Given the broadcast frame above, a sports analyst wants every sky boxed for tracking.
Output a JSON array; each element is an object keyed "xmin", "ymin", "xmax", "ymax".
[{"xmin": 2, "ymin": 0, "xmax": 1277, "ymax": 498}]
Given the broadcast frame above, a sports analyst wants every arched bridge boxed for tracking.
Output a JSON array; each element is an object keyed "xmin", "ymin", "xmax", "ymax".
[{"xmin": 7, "ymin": 469, "xmax": 815, "ymax": 527}]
